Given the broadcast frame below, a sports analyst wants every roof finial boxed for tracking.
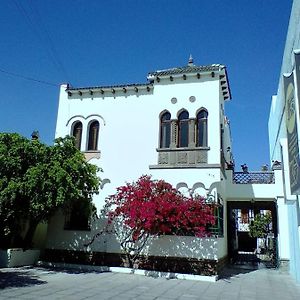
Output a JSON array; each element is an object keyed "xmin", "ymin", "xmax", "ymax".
[{"xmin": 188, "ymin": 54, "xmax": 194, "ymax": 66}]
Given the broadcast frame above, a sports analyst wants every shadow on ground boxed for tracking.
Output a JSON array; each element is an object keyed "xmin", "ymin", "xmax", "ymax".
[
  {"xmin": 219, "ymin": 266, "xmax": 256, "ymax": 281},
  {"xmin": 35, "ymin": 265, "xmax": 110, "ymax": 275},
  {"xmin": 0, "ymin": 269, "xmax": 47, "ymax": 289},
  {"xmin": 0, "ymin": 265, "xmax": 109, "ymax": 290}
]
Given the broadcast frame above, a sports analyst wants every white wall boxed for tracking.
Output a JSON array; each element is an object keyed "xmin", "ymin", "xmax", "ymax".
[
  {"xmin": 225, "ymin": 169, "xmax": 283, "ymax": 200},
  {"xmin": 268, "ymin": 0, "xmax": 300, "ymax": 163},
  {"xmin": 46, "ymin": 215, "xmax": 226, "ymax": 260},
  {"xmin": 267, "ymin": 0, "xmax": 300, "ymax": 280},
  {"xmin": 51, "ymin": 63, "xmax": 240, "ymax": 264},
  {"xmin": 46, "ymin": 211, "xmax": 107, "ymax": 252},
  {"xmin": 277, "ymin": 197, "xmax": 291, "ymax": 260},
  {"xmin": 56, "ymin": 75, "xmax": 224, "ymax": 212}
]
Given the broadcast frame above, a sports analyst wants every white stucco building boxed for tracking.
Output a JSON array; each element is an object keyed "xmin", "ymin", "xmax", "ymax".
[
  {"xmin": 44, "ymin": 56, "xmax": 287, "ymax": 278},
  {"xmin": 268, "ymin": 0, "xmax": 300, "ymax": 283}
]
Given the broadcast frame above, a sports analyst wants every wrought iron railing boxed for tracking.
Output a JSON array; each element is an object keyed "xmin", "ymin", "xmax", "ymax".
[
  {"xmin": 210, "ymin": 208, "xmax": 224, "ymax": 236},
  {"xmin": 233, "ymin": 172, "xmax": 275, "ymax": 184}
]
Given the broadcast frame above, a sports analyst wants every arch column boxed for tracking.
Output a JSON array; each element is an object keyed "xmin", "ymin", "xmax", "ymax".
[
  {"xmin": 188, "ymin": 119, "xmax": 196, "ymax": 147},
  {"xmin": 170, "ymin": 120, "xmax": 177, "ymax": 148}
]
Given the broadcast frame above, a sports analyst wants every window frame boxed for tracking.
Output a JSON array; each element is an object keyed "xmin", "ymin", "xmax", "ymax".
[
  {"xmin": 87, "ymin": 120, "xmax": 100, "ymax": 151},
  {"xmin": 160, "ymin": 111, "xmax": 171, "ymax": 148},
  {"xmin": 196, "ymin": 109, "xmax": 208, "ymax": 147},
  {"xmin": 71, "ymin": 121, "xmax": 83, "ymax": 150},
  {"xmin": 177, "ymin": 110, "xmax": 189, "ymax": 148}
]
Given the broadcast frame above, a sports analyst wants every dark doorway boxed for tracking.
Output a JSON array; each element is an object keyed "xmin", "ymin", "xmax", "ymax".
[{"xmin": 227, "ymin": 200, "xmax": 278, "ymax": 268}]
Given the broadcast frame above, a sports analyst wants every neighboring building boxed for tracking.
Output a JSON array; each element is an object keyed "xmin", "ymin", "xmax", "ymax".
[
  {"xmin": 268, "ymin": 0, "xmax": 300, "ymax": 283},
  {"xmin": 44, "ymin": 56, "xmax": 285, "ymax": 279}
]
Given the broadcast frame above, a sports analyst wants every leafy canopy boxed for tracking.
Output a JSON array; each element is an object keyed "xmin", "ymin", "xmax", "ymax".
[
  {"xmin": 249, "ymin": 212, "xmax": 272, "ymax": 238},
  {"xmin": 0, "ymin": 133, "xmax": 101, "ymax": 248}
]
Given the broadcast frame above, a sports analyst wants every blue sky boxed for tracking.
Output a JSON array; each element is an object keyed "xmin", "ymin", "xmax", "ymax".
[{"xmin": 0, "ymin": 0, "xmax": 293, "ymax": 171}]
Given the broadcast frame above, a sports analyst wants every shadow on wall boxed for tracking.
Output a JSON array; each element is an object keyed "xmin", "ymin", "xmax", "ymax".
[
  {"xmin": 45, "ymin": 211, "xmax": 225, "ymax": 276},
  {"xmin": 45, "ymin": 211, "xmax": 221, "ymax": 260},
  {"xmin": 45, "ymin": 211, "xmax": 118, "ymax": 253},
  {"xmin": 141, "ymin": 235, "xmax": 219, "ymax": 260},
  {"xmin": 116, "ymin": 234, "xmax": 223, "ymax": 276}
]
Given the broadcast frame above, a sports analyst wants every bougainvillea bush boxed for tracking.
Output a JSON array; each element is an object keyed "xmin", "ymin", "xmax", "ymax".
[{"xmin": 103, "ymin": 175, "xmax": 216, "ymax": 262}]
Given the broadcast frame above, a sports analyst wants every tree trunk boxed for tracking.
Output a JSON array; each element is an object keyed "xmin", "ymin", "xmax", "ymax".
[{"xmin": 22, "ymin": 220, "xmax": 39, "ymax": 250}]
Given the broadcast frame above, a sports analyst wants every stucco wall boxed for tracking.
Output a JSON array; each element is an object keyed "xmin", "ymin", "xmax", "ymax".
[
  {"xmin": 269, "ymin": 0, "xmax": 300, "ymax": 162},
  {"xmin": 46, "ymin": 211, "xmax": 226, "ymax": 260},
  {"xmin": 49, "ymin": 66, "xmax": 232, "ymax": 264},
  {"xmin": 105, "ymin": 234, "xmax": 226, "ymax": 260},
  {"xmin": 56, "ymin": 75, "xmax": 225, "ymax": 212},
  {"xmin": 46, "ymin": 210, "xmax": 107, "ymax": 252},
  {"xmin": 268, "ymin": 0, "xmax": 300, "ymax": 282},
  {"xmin": 225, "ymin": 169, "xmax": 283, "ymax": 200}
]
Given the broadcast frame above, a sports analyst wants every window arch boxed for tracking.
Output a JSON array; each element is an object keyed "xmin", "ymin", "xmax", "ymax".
[
  {"xmin": 196, "ymin": 109, "xmax": 208, "ymax": 147},
  {"xmin": 178, "ymin": 110, "xmax": 189, "ymax": 147},
  {"xmin": 71, "ymin": 121, "xmax": 82, "ymax": 150},
  {"xmin": 160, "ymin": 111, "xmax": 171, "ymax": 148},
  {"xmin": 87, "ymin": 120, "xmax": 99, "ymax": 150}
]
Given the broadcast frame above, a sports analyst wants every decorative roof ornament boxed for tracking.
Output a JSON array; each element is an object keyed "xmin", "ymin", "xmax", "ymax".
[{"xmin": 188, "ymin": 54, "xmax": 194, "ymax": 66}]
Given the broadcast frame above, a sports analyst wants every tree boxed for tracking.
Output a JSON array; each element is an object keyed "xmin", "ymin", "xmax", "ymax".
[
  {"xmin": 249, "ymin": 212, "xmax": 272, "ymax": 239},
  {"xmin": 0, "ymin": 133, "xmax": 101, "ymax": 249},
  {"xmin": 249, "ymin": 212, "xmax": 272, "ymax": 253},
  {"xmin": 103, "ymin": 175, "xmax": 216, "ymax": 267}
]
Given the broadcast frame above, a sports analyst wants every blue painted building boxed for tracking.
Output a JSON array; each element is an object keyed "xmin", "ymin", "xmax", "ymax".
[{"xmin": 268, "ymin": 0, "xmax": 300, "ymax": 283}]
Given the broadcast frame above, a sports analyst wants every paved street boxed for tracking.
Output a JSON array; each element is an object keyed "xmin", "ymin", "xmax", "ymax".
[{"xmin": 0, "ymin": 266, "xmax": 300, "ymax": 299}]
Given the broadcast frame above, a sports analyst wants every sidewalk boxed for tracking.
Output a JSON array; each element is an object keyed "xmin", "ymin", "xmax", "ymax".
[{"xmin": 0, "ymin": 266, "xmax": 300, "ymax": 299}]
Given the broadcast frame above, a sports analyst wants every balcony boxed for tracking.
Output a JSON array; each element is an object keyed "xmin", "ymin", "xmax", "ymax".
[{"xmin": 233, "ymin": 172, "xmax": 275, "ymax": 184}]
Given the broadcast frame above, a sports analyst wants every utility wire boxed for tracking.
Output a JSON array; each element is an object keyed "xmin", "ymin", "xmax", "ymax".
[
  {"xmin": 12, "ymin": 0, "xmax": 71, "ymax": 84},
  {"xmin": 27, "ymin": 0, "xmax": 71, "ymax": 82},
  {"xmin": 0, "ymin": 67, "xmax": 59, "ymax": 87}
]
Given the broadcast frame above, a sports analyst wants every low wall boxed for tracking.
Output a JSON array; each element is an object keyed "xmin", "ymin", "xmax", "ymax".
[
  {"xmin": 105, "ymin": 235, "xmax": 226, "ymax": 260},
  {"xmin": 44, "ymin": 235, "xmax": 227, "ymax": 276},
  {"xmin": 0, "ymin": 249, "xmax": 40, "ymax": 267}
]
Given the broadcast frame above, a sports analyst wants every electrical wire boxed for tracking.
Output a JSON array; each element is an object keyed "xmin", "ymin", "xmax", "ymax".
[
  {"xmin": 27, "ymin": 0, "xmax": 71, "ymax": 82},
  {"xmin": 12, "ymin": 0, "xmax": 71, "ymax": 84},
  {"xmin": 0, "ymin": 67, "xmax": 59, "ymax": 87}
]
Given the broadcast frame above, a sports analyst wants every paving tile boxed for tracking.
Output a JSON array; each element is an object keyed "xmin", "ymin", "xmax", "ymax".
[{"xmin": 1, "ymin": 266, "xmax": 300, "ymax": 300}]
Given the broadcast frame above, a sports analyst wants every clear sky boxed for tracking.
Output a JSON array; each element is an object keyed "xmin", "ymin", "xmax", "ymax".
[{"xmin": 0, "ymin": 0, "xmax": 293, "ymax": 171}]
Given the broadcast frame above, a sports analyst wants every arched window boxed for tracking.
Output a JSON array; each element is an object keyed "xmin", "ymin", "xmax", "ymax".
[
  {"xmin": 160, "ymin": 111, "xmax": 171, "ymax": 148},
  {"xmin": 71, "ymin": 121, "xmax": 82, "ymax": 150},
  {"xmin": 178, "ymin": 110, "xmax": 189, "ymax": 147},
  {"xmin": 196, "ymin": 109, "xmax": 208, "ymax": 147},
  {"xmin": 87, "ymin": 120, "xmax": 99, "ymax": 150}
]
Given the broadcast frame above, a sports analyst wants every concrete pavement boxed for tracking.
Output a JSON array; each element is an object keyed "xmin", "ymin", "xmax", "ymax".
[{"xmin": 0, "ymin": 266, "xmax": 300, "ymax": 299}]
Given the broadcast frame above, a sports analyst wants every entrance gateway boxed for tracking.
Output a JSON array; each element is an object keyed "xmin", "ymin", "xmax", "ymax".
[{"xmin": 227, "ymin": 201, "xmax": 278, "ymax": 268}]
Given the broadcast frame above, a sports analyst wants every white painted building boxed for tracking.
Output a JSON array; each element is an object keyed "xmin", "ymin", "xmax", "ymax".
[
  {"xmin": 268, "ymin": 0, "xmax": 300, "ymax": 283},
  {"xmin": 45, "ymin": 57, "xmax": 286, "ymax": 277}
]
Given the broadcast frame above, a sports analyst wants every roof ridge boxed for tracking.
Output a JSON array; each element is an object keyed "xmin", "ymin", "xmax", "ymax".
[{"xmin": 148, "ymin": 64, "xmax": 225, "ymax": 77}]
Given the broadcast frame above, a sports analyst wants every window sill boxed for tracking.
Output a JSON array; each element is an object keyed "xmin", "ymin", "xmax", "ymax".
[
  {"xmin": 64, "ymin": 227, "xmax": 91, "ymax": 232},
  {"xmin": 149, "ymin": 163, "xmax": 221, "ymax": 169},
  {"xmin": 157, "ymin": 146, "xmax": 210, "ymax": 152},
  {"xmin": 83, "ymin": 150, "xmax": 101, "ymax": 153},
  {"xmin": 83, "ymin": 150, "xmax": 101, "ymax": 162},
  {"xmin": 154, "ymin": 147, "xmax": 211, "ymax": 167}
]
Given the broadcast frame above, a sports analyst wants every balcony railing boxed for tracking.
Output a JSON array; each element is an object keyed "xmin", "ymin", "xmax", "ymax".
[{"xmin": 233, "ymin": 172, "xmax": 275, "ymax": 184}]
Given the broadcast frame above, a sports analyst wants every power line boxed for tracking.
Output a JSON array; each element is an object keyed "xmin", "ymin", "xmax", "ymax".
[
  {"xmin": 0, "ymin": 67, "xmax": 59, "ymax": 87},
  {"xmin": 27, "ymin": 0, "xmax": 71, "ymax": 82},
  {"xmin": 12, "ymin": 0, "xmax": 71, "ymax": 84}
]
